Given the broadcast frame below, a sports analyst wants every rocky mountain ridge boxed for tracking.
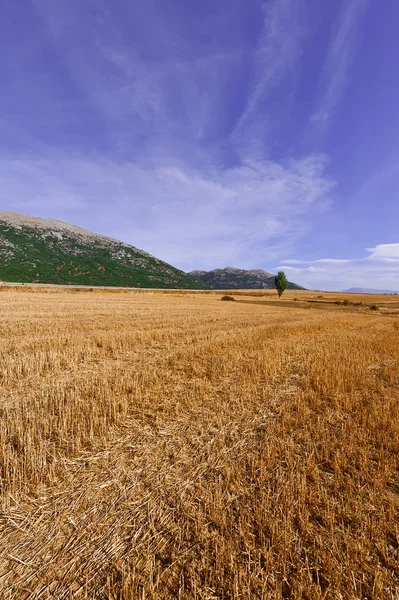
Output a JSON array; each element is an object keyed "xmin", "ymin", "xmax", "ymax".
[
  {"xmin": 190, "ymin": 266, "xmax": 304, "ymax": 290},
  {"xmin": 0, "ymin": 211, "xmax": 204, "ymax": 289}
]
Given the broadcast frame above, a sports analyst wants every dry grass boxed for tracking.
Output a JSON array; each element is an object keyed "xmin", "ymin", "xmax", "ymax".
[{"xmin": 0, "ymin": 289, "xmax": 398, "ymax": 599}]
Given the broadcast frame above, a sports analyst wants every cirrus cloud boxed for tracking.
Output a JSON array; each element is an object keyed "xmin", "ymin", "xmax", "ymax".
[{"xmin": 0, "ymin": 153, "xmax": 333, "ymax": 271}]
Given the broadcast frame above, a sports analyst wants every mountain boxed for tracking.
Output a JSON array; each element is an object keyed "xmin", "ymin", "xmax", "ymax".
[
  {"xmin": 0, "ymin": 211, "xmax": 204, "ymax": 289},
  {"xmin": 344, "ymin": 287, "xmax": 398, "ymax": 295},
  {"xmin": 190, "ymin": 266, "xmax": 305, "ymax": 290}
]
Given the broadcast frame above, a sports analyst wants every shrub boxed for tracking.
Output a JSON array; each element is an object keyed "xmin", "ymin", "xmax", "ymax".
[
  {"xmin": 370, "ymin": 304, "xmax": 379, "ymax": 311},
  {"xmin": 220, "ymin": 295, "xmax": 235, "ymax": 302}
]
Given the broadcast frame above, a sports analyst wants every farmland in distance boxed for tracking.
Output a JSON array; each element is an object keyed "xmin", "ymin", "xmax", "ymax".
[{"xmin": 0, "ymin": 288, "xmax": 398, "ymax": 599}]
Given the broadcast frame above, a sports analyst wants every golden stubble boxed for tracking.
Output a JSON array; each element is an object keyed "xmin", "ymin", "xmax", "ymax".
[{"xmin": 0, "ymin": 289, "xmax": 398, "ymax": 599}]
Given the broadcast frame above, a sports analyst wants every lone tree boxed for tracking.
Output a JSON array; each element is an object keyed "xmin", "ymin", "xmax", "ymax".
[{"xmin": 275, "ymin": 271, "xmax": 288, "ymax": 298}]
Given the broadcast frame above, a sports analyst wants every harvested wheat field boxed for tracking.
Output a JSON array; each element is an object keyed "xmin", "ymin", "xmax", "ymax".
[{"xmin": 0, "ymin": 289, "xmax": 398, "ymax": 599}]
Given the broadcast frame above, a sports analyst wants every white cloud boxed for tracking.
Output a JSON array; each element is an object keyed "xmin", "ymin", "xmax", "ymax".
[
  {"xmin": 310, "ymin": 0, "xmax": 368, "ymax": 135},
  {"xmin": 278, "ymin": 244, "xmax": 399, "ymax": 290},
  {"xmin": 366, "ymin": 244, "xmax": 399, "ymax": 260},
  {"xmin": 6, "ymin": 0, "xmax": 386, "ymax": 288},
  {"xmin": 30, "ymin": 0, "xmax": 242, "ymax": 160},
  {"xmin": 1, "ymin": 153, "xmax": 333, "ymax": 271},
  {"xmin": 0, "ymin": 2, "xmax": 338, "ymax": 273},
  {"xmin": 231, "ymin": 0, "xmax": 306, "ymax": 158},
  {"xmin": 283, "ymin": 258, "xmax": 352, "ymax": 265}
]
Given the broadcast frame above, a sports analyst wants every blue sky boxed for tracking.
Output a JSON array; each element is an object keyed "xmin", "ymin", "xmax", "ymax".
[{"xmin": 1, "ymin": 0, "xmax": 398, "ymax": 290}]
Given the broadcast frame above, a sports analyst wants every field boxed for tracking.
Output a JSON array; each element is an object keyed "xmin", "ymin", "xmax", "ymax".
[{"xmin": 0, "ymin": 288, "xmax": 398, "ymax": 599}]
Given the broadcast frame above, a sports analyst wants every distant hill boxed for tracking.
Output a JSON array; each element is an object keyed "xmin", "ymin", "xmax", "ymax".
[
  {"xmin": 190, "ymin": 266, "xmax": 305, "ymax": 290},
  {"xmin": 344, "ymin": 287, "xmax": 398, "ymax": 295},
  {"xmin": 0, "ymin": 211, "xmax": 205, "ymax": 289}
]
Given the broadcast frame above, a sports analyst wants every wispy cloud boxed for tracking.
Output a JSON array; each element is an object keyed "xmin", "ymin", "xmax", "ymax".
[
  {"xmin": 231, "ymin": 0, "xmax": 306, "ymax": 158},
  {"xmin": 278, "ymin": 244, "xmax": 399, "ymax": 290},
  {"xmin": 0, "ymin": 0, "xmax": 337, "ymax": 273},
  {"xmin": 6, "ymin": 0, "xmax": 392, "ymax": 287},
  {"xmin": 1, "ymin": 154, "xmax": 333, "ymax": 271},
  {"xmin": 29, "ymin": 0, "xmax": 243, "ymax": 165},
  {"xmin": 310, "ymin": 0, "xmax": 368, "ymax": 135}
]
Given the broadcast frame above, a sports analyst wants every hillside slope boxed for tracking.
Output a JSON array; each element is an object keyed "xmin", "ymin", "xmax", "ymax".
[
  {"xmin": 190, "ymin": 266, "xmax": 305, "ymax": 290},
  {"xmin": 0, "ymin": 212, "xmax": 204, "ymax": 289}
]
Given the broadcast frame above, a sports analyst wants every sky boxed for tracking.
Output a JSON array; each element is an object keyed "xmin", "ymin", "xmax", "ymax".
[{"xmin": 1, "ymin": 0, "xmax": 398, "ymax": 291}]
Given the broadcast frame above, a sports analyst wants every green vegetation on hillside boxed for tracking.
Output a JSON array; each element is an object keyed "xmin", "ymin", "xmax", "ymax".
[{"xmin": 0, "ymin": 220, "xmax": 205, "ymax": 289}]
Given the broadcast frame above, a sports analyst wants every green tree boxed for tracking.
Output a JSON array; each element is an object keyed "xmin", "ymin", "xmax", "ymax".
[{"xmin": 275, "ymin": 271, "xmax": 288, "ymax": 298}]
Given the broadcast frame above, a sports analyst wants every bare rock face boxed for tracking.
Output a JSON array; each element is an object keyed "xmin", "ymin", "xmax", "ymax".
[
  {"xmin": 0, "ymin": 211, "xmax": 204, "ymax": 289},
  {"xmin": 189, "ymin": 267, "xmax": 305, "ymax": 290}
]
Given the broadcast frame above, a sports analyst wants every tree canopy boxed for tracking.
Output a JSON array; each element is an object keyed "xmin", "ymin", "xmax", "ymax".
[{"xmin": 275, "ymin": 271, "xmax": 288, "ymax": 298}]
